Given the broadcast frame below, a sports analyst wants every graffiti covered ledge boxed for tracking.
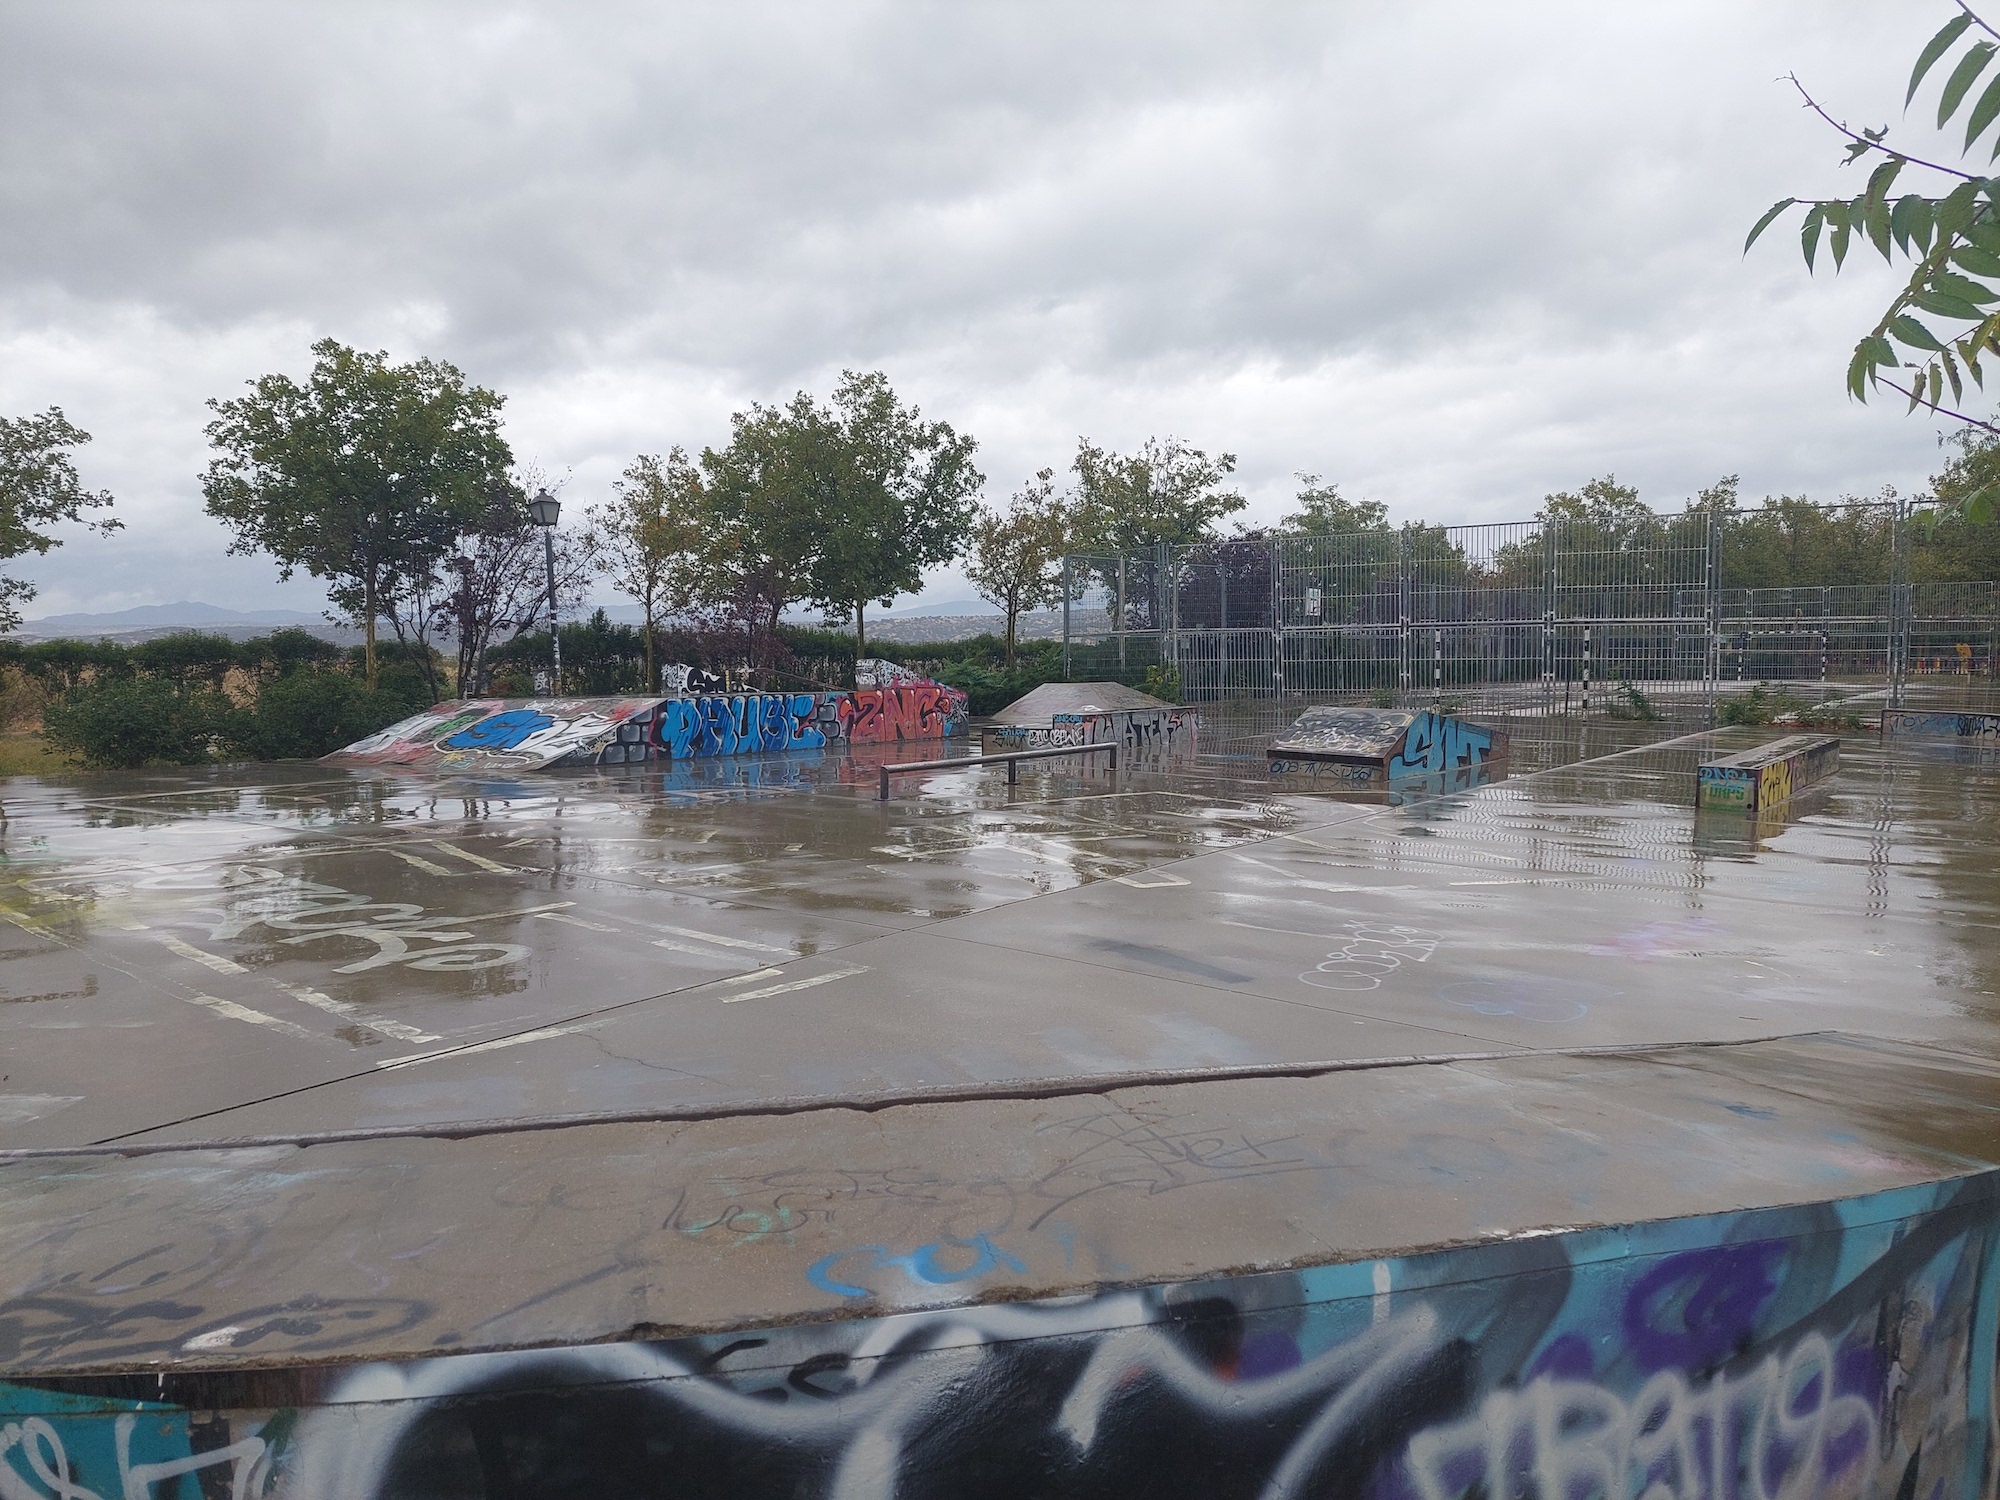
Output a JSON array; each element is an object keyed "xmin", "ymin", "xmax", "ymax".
[{"xmin": 5, "ymin": 1034, "xmax": 2000, "ymax": 1494}]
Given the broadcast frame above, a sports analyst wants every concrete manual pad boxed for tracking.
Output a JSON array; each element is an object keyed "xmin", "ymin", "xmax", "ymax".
[{"xmin": 6, "ymin": 708, "xmax": 2000, "ymax": 1375}]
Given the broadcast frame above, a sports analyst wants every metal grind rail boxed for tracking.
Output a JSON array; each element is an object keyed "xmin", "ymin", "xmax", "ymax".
[{"xmin": 878, "ymin": 742, "xmax": 1118, "ymax": 800}]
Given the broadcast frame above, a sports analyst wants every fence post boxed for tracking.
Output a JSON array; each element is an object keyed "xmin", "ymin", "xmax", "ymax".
[
  {"xmin": 1582, "ymin": 625, "xmax": 1591, "ymax": 713},
  {"xmin": 1062, "ymin": 555, "xmax": 1072, "ymax": 680},
  {"xmin": 1820, "ymin": 585, "xmax": 1830, "ymax": 686},
  {"xmin": 1433, "ymin": 627, "xmax": 1442, "ymax": 702},
  {"xmin": 1117, "ymin": 555, "xmax": 1128, "ymax": 674},
  {"xmin": 1889, "ymin": 500, "xmax": 1908, "ymax": 708},
  {"xmin": 1541, "ymin": 521, "xmax": 1557, "ymax": 711},
  {"xmin": 1270, "ymin": 535, "xmax": 1284, "ymax": 700},
  {"xmin": 1705, "ymin": 513, "xmax": 1721, "ymax": 720},
  {"xmin": 1399, "ymin": 530, "xmax": 1413, "ymax": 695}
]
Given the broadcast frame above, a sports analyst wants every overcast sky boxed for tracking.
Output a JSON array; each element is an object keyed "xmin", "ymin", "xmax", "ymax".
[{"xmin": 0, "ymin": 2, "xmax": 1975, "ymax": 619}]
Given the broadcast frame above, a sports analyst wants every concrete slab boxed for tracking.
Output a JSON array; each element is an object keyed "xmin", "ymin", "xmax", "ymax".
[
  {"xmin": 4, "ymin": 1032, "xmax": 1995, "ymax": 1377},
  {"xmin": 7, "ymin": 702, "xmax": 2000, "ymax": 1425}
]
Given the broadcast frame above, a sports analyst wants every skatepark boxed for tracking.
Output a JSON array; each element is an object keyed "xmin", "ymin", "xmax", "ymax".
[{"xmin": 2, "ymin": 680, "xmax": 1999, "ymax": 1498}]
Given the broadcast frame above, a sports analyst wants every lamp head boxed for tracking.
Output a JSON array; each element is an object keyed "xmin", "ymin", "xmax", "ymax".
[{"xmin": 527, "ymin": 489, "xmax": 561, "ymax": 527}]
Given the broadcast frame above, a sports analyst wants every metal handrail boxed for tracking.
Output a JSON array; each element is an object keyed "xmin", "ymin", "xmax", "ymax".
[{"xmin": 878, "ymin": 742, "xmax": 1119, "ymax": 800}]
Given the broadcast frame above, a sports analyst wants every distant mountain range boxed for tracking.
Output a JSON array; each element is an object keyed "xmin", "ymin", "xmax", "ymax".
[
  {"xmin": 20, "ymin": 602, "xmax": 325, "ymax": 634},
  {"xmin": 7, "ymin": 595, "xmax": 1031, "ymax": 648}
]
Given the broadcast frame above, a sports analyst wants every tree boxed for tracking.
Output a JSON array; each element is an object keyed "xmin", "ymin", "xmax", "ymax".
[
  {"xmin": 1537, "ymin": 475, "xmax": 1660, "ymax": 551},
  {"xmin": 801, "ymin": 371, "xmax": 981, "ymax": 662},
  {"xmin": 0, "ymin": 408, "xmax": 120, "ymax": 632},
  {"xmin": 1747, "ymin": 4, "xmax": 2000, "ymax": 515},
  {"xmin": 699, "ymin": 403, "xmax": 830, "ymax": 656},
  {"xmin": 202, "ymin": 339, "xmax": 514, "ymax": 689},
  {"xmin": 435, "ymin": 482, "xmax": 598, "ymax": 696},
  {"xmin": 966, "ymin": 468, "xmax": 1073, "ymax": 669},
  {"xmin": 703, "ymin": 371, "xmax": 981, "ymax": 664},
  {"xmin": 1277, "ymin": 473, "xmax": 1390, "ymax": 535},
  {"xmin": 590, "ymin": 449, "xmax": 705, "ymax": 688},
  {"xmin": 1070, "ymin": 436, "xmax": 1244, "ymax": 553}
]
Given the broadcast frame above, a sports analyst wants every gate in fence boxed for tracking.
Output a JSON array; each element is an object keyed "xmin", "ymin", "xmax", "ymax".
[{"xmin": 1061, "ymin": 499, "xmax": 1996, "ymax": 710}]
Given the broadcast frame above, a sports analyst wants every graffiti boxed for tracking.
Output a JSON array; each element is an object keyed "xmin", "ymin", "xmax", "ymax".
[
  {"xmin": 1388, "ymin": 710, "xmax": 1502, "ymax": 778},
  {"xmin": 0, "ymin": 1412, "xmax": 269, "ymax": 1500},
  {"xmin": 142, "ymin": 862, "xmax": 529, "ymax": 976},
  {"xmin": 1272, "ymin": 707, "xmax": 1413, "ymax": 759},
  {"xmin": 854, "ymin": 658, "xmax": 931, "ymax": 690},
  {"xmin": 440, "ymin": 708, "xmax": 554, "ymax": 751},
  {"xmin": 985, "ymin": 710, "xmax": 1194, "ymax": 758},
  {"xmin": 1269, "ymin": 758, "xmax": 1382, "ymax": 785},
  {"xmin": 1299, "ymin": 921, "xmax": 1439, "ymax": 991},
  {"xmin": 1698, "ymin": 735, "xmax": 1840, "ymax": 814},
  {"xmin": 661, "ymin": 663, "xmax": 729, "ymax": 697},
  {"xmin": 658, "ymin": 693, "xmax": 828, "ymax": 758},
  {"xmin": 11, "ymin": 1175, "xmax": 1993, "ymax": 1498},
  {"xmin": 838, "ymin": 683, "xmax": 969, "ymax": 745},
  {"xmin": 807, "ymin": 1234, "xmax": 1029, "ymax": 1299},
  {"xmin": 329, "ymin": 697, "xmax": 660, "ymax": 771},
  {"xmin": 1881, "ymin": 708, "xmax": 2000, "ymax": 738}
]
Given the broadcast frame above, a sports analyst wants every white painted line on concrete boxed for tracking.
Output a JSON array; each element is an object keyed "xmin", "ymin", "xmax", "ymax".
[
  {"xmin": 722, "ymin": 967, "xmax": 868, "ymax": 1003},
  {"xmin": 719, "ymin": 967, "xmax": 784, "ymax": 986},
  {"xmin": 453, "ymin": 901, "xmax": 576, "ymax": 924},
  {"xmin": 184, "ymin": 992, "xmax": 323, "ymax": 1042},
  {"xmin": 269, "ymin": 979, "xmax": 440, "ymax": 1045},
  {"xmin": 157, "ymin": 934, "xmax": 247, "ymax": 974},
  {"xmin": 430, "ymin": 843, "xmax": 518, "ymax": 874},
  {"xmin": 650, "ymin": 924, "xmax": 789, "ymax": 954},
  {"xmin": 534, "ymin": 911, "xmax": 619, "ymax": 932},
  {"xmin": 390, "ymin": 850, "xmax": 458, "ymax": 877},
  {"xmin": 373, "ymin": 1020, "xmax": 603, "ymax": 1070},
  {"xmin": 1115, "ymin": 870, "xmax": 1190, "ymax": 888}
]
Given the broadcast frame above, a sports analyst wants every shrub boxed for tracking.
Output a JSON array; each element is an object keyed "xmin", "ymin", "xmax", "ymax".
[
  {"xmin": 131, "ymin": 631, "xmax": 238, "ymax": 689},
  {"xmin": 1605, "ymin": 681, "xmax": 1662, "ymax": 721},
  {"xmin": 225, "ymin": 671, "xmax": 422, "ymax": 761},
  {"xmin": 43, "ymin": 679, "xmax": 227, "ymax": 768},
  {"xmin": 1718, "ymin": 681, "xmax": 1811, "ymax": 726},
  {"xmin": 1142, "ymin": 663, "xmax": 1183, "ymax": 703}
]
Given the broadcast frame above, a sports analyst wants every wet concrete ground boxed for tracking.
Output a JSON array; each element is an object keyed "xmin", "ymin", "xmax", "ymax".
[{"xmin": 6, "ymin": 692, "xmax": 2000, "ymax": 1373}]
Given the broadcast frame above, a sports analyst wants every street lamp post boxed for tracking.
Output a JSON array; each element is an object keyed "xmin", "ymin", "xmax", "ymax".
[{"xmin": 528, "ymin": 488, "xmax": 562, "ymax": 693}]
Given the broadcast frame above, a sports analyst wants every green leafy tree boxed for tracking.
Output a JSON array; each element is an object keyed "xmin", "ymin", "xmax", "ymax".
[
  {"xmin": 703, "ymin": 371, "xmax": 981, "ymax": 664},
  {"xmin": 590, "ymin": 449, "xmax": 706, "ymax": 687},
  {"xmin": 1277, "ymin": 473, "xmax": 1390, "ymax": 535},
  {"xmin": 965, "ymin": 468, "xmax": 1073, "ymax": 669},
  {"xmin": 699, "ymin": 403, "xmax": 833, "ymax": 654},
  {"xmin": 802, "ymin": 371, "xmax": 982, "ymax": 662},
  {"xmin": 201, "ymin": 339, "xmax": 514, "ymax": 688},
  {"xmin": 1070, "ymin": 435, "xmax": 1244, "ymax": 552},
  {"xmin": 1747, "ymin": 4, "xmax": 2000, "ymax": 515},
  {"xmin": 0, "ymin": 408, "xmax": 121, "ymax": 632}
]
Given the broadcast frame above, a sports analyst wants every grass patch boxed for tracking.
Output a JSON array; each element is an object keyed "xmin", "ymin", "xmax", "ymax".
[{"xmin": 0, "ymin": 733, "xmax": 70, "ymax": 778}]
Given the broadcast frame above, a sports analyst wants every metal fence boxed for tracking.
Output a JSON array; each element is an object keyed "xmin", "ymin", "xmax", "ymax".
[{"xmin": 1061, "ymin": 499, "xmax": 1999, "ymax": 710}]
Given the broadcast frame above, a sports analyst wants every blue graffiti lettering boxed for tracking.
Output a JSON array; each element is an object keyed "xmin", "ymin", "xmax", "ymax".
[
  {"xmin": 806, "ymin": 1233, "xmax": 1029, "ymax": 1299},
  {"xmin": 1389, "ymin": 711, "xmax": 1496, "ymax": 778},
  {"xmin": 442, "ymin": 710, "xmax": 554, "ymax": 751}
]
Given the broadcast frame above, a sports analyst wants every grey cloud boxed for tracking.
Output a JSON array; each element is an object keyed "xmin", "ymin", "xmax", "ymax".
[{"xmin": 0, "ymin": 1, "xmax": 1977, "ymax": 615}]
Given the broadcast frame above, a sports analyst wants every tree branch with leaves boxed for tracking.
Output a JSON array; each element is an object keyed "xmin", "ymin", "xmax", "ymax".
[
  {"xmin": 1749, "ymin": 4, "xmax": 2000, "ymax": 515},
  {"xmin": 0, "ymin": 408, "xmax": 120, "ymax": 633}
]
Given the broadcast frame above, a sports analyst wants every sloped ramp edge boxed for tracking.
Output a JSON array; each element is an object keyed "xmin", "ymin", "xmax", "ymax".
[{"xmin": 324, "ymin": 698, "xmax": 662, "ymax": 771}]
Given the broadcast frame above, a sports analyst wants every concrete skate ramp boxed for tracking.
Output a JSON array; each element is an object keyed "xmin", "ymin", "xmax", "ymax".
[
  {"xmin": 1268, "ymin": 705, "xmax": 1507, "ymax": 788},
  {"xmin": 988, "ymin": 680, "xmax": 1175, "ymax": 725},
  {"xmin": 325, "ymin": 697, "xmax": 662, "ymax": 770}
]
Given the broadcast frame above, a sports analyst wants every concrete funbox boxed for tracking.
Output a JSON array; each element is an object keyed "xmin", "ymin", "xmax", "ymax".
[{"xmin": 1265, "ymin": 706, "xmax": 1509, "ymax": 791}]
